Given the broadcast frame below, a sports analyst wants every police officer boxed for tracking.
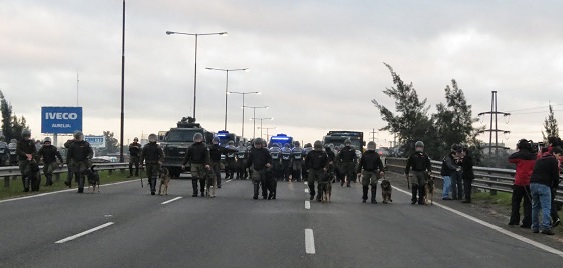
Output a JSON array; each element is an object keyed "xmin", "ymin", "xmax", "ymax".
[
  {"xmin": 63, "ymin": 137, "xmax": 76, "ymax": 188},
  {"xmin": 305, "ymin": 141, "xmax": 328, "ymax": 201},
  {"xmin": 270, "ymin": 143, "xmax": 283, "ymax": 181},
  {"xmin": 140, "ymin": 134, "xmax": 164, "ymax": 195},
  {"xmin": 281, "ymin": 143, "xmax": 292, "ymax": 181},
  {"xmin": 37, "ymin": 137, "xmax": 63, "ymax": 186},
  {"xmin": 291, "ymin": 141, "xmax": 304, "ymax": 182},
  {"xmin": 357, "ymin": 141, "xmax": 385, "ymax": 203},
  {"xmin": 246, "ymin": 138, "xmax": 272, "ymax": 199},
  {"xmin": 8, "ymin": 138, "xmax": 18, "ymax": 166},
  {"xmin": 236, "ymin": 141, "xmax": 248, "ymax": 180},
  {"xmin": 16, "ymin": 130, "xmax": 38, "ymax": 192},
  {"xmin": 451, "ymin": 144, "xmax": 464, "ymax": 200},
  {"xmin": 337, "ymin": 139, "xmax": 357, "ymax": 187},
  {"xmin": 209, "ymin": 137, "xmax": 237, "ymax": 188},
  {"xmin": 66, "ymin": 131, "xmax": 95, "ymax": 193},
  {"xmin": 0, "ymin": 135, "xmax": 8, "ymax": 166},
  {"xmin": 405, "ymin": 141, "xmax": 432, "ymax": 204},
  {"xmin": 128, "ymin": 137, "xmax": 141, "ymax": 178},
  {"xmin": 182, "ymin": 133, "xmax": 210, "ymax": 197},
  {"xmin": 225, "ymin": 141, "xmax": 238, "ymax": 180},
  {"xmin": 302, "ymin": 143, "xmax": 313, "ymax": 182}
]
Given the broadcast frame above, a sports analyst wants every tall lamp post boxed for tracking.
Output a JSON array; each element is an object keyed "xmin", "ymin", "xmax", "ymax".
[
  {"xmin": 165, "ymin": 30, "xmax": 227, "ymax": 118},
  {"xmin": 243, "ymin": 106, "xmax": 268, "ymax": 139},
  {"xmin": 119, "ymin": 0, "xmax": 126, "ymax": 163},
  {"xmin": 251, "ymin": 117, "xmax": 273, "ymax": 139},
  {"xmin": 206, "ymin": 67, "xmax": 248, "ymax": 131},
  {"xmin": 257, "ymin": 126, "xmax": 277, "ymax": 141},
  {"xmin": 229, "ymin": 91, "xmax": 260, "ymax": 138}
]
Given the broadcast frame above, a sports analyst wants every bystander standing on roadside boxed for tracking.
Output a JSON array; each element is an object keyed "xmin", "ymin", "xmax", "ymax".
[
  {"xmin": 461, "ymin": 146, "xmax": 474, "ymax": 203},
  {"xmin": 508, "ymin": 139, "xmax": 536, "ymax": 229}
]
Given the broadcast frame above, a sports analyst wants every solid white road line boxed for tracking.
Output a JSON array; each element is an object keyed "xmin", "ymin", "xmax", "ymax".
[
  {"xmin": 305, "ymin": 229, "xmax": 316, "ymax": 254},
  {"xmin": 304, "ymin": 188, "xmax": 309, "ymax": 193},
  {"xmin": 392, "ymin": 186, "xmax": 563, "ymax": 258},
  {"xmin": 305, "ymin": 200, "xmax": 311, "ymax": 210},
  {"xmin": 0, "ymin": 180, "xmax": 137, "ymax": 204},
  {"xmin": 55, "ymin": 222, "xmax": 115, "ymax": 244},
  {"xmin": 304, "ymin": 182, "xmax": 308, "ymax": 185},
  {"xmin": 161, "ymin": 197, "xmax": 183, "ymax": 205}
]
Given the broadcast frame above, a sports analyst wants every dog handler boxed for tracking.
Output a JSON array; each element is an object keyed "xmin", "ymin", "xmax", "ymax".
[
  {"xmin": 140, "ymin": 134, "xmax": 164, "ymax": 195},
  {"xmin": 66, "ymin": 131, "xmax": 94, "ymax": 194},
  {"xmin": 405, "ymin": 141, "xmax": 431, "ymax": 205},
  {"xmin": 357, "ymin": 141, "xmax": 385, "ymax": 203},
  {"xmin": 305, "ymin": 140, "xmax": 329, "ymax": 202}
]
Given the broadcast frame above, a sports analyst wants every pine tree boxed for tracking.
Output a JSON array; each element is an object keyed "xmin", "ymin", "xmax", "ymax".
[
  {"xmin": 0, "ymin": 90, "xmax": 14, "ymax": 141},
  {"xmin": 542, "ymin": 105, "xmax": 559, "ymax": 141}
]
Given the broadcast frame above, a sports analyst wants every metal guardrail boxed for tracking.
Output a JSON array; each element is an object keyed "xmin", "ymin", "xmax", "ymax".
[
  {"xmin": 386, "ymin": 157, "xmax": 563, "ymax": 203},
  {"xmin": 1, "ymin": 163, "xmax": 129, "ymax": 188}
]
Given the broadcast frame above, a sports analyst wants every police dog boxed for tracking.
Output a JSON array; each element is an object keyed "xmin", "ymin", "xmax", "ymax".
[
  {"xmin": 424, "ymin": 175, "xmax": 435, "ymax": 205},
  {"xmin": 320, "ymin": 172, "xmax": 333, "ymax": 203},
  {"xmin": 158, "ymin": 167, "xmax": 171, "ymax": 195},
  {"xmin": 262, "ymin": 168, "xmax": 277, "ymax": 200},
  {"xmin": 380, "ymin": 178, "xmax": 392, "ymax": 204},
  {"xmin": 87, "ymin": 165, "xmax": 100, "ymax": 193}
]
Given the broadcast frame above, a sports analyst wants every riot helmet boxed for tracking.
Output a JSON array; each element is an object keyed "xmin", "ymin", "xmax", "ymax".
[
  {"xmin": 213, "ymin": 136, "xmax": 220, "ymax": 144},
  {"xmin": 193, "ymin": 133, "xmax": 203, "ymax": 143},
  {"xmin": 313, "ymin": 140, "xmax": 323, "ymax": 150},
  {"xmin": 367, "ymin": 141, "xmax": 376, "ymax": 151},
  {"xmin": 44, "ymin": 137, "xmax": 52, "ymax": 144},
  {"xmin": 22, "ymin": 129, "xmax": 31, "ymax": 139},
  {"xmin": 293, "ymin": 141, "xmax": 301, "ymax": 148},
  {"xmin": 344, "ymin": 139, "xmax": 352, "ymax": 146},
  {"xmin": 414, "ymin": 141, "xmax": 424, "ymax": 151},
  {"xmin": 133, "ymin": 137, "xmax": 139, "ymax": 142},
  {"xmin": 73, "ymin": 131, "xmax": 84, "ymax": 140},
  {"xmin": 254, "ymin": 138, "xmax": 264, "ymax": 148},
  {"xmin": 148, "ymin": 133, "xmax": 157, "ymax": 143}
]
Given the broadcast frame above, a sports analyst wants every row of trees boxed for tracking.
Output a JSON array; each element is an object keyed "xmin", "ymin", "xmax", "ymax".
[
  {"xmin": 0, "ymin": 90, "xmax": 29, "ymax": 142},
  {"xmin": 372, "ymin": 64, "xmax": 480, "ymax": 163},
  {"xmin": 372, "ymin": 63, "xmax": 560, "ymax": 166}
]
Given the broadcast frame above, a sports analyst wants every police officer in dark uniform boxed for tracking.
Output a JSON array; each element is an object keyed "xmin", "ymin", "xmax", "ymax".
[
  {"xmin": 209, "ymin": 137, "xmax": 237, "ymax": 188},
  {"xmin": 224, "ymin": 141, "xmax": 238, "ymax": 180},
  {"xmin": 270, "ymin": 143, "xmax": 283, "ymax": 181},
  {"xmin": 140, "ymin": 134, "xmax": 164, "ymax": 195},
  {"xmin": 0, "ymin": 135, "xmax": 8, "ymax": 166},
  {"xmin": 182, "ymin": 133, "xmax": 211, "ymax": 197},
  {"xmin": 66, "ymin": 131, "xmax": 95, "ymax": 193},
  {"xmin": 37, "ymin": 137, "xmax": 63, "ymax": 186},
  {"xmin": 291, "ymin": 141, "xmax": 304, "ymax": 182},
  {"xmin": 305, "ymin": 141, "xmax": 328, "ymax": 201},
  {"xmin": 8, "ymin": 138, "xmax": 18, "ymax": 166},
  {"xmin": 405, "ymin": 141, "xmax": 432, "ymax": 204},
  {"xmin": 246, "ymin": 138, "xmax": 272, "ymax": 199},
  {"xmin": 128, "ymin": 137, "xmax": 141, "ymax": 178},
  {"xmin": 357, "ymin": 141, "xmax": 385, "ymax": 203},
  {"xmin": 63, "ymin": 137, "xmax": 76, "ymax": 188},
  {"xmin": 337, "ymin": 139, "xmax": 357, "ymax": 187},
  {"xmin": 236, "ymin": 141, "xmax": 248, "ymax": 180},
  {"xmin": 302, "ymin": 143, "xmax": 313, "ymax": 183},
  {"xmin": 16, "ymin": 130, "xmax": 38, "ymax": 192},
  {"xmin": 281, "ymin": 143, "xmax": 292, "ymax": 181}
]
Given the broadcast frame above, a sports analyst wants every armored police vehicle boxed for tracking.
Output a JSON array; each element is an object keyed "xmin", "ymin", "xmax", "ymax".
[{"xmin": 159, "ymin": 117, "xmax": 214, "ymax": 178}]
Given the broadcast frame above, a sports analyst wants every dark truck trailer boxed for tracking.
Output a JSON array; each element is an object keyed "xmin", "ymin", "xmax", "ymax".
[{"xmin": 159, "ymin": 117, "xmax": 214, "ymax": 178}]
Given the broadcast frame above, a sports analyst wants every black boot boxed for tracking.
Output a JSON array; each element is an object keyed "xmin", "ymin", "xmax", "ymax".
[
  {"xmin": 192, "ymin": 179, "xmax": 199, "ymax": 197},
  {"xmin": 418, "ymin": 187, "xmax": 425, "ymax": 205},
  {"xmin": 371, "ymin": 186, "xmax": 377, "ymax": 204},
  {"xmin": 362, "ymin": 186, "xmax": 368, "ymax": 203},
  {"xmin": 253, "ymin": 183, "xmax": 259, "ymax": 199},
  {"xmin": 150, "ymin": 178, "xmax": 156, "ymax": 195},
  {"xmin": 308, "ymin": 184, "xmax": 316, "ymax": 201}
]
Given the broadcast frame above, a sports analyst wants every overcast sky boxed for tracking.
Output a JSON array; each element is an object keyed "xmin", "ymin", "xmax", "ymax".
[{"xmin": 1, "ymin": 0, "xmax": 562, "ymax": 148}]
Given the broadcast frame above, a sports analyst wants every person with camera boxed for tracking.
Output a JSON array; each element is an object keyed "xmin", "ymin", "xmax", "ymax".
[
  {"xmin": 508, "ymin": 139, "xmax": 536, "ymax": 228},
  {"xmin": 530, "ymin": 146, "xmax": 562, "ymax": 235}
]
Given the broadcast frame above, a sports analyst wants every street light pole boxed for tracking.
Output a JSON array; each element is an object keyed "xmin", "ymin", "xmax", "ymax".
[
  {"xmin": 243, "ymin": 105, "xmax": 268, "ymax": 139},
  {"xmin": 251, "ymin": 117, "xmax": 273, "ymax": 139},
  {"xmin": 228, "ymin": 91, "xmax": 259, "ymax": 138},
  {"xmin": 257, "ymin": 127, "xmax": 276, "ymax": 141},
  {"xmin": 119, "ymin": 0, "xmax": 126, "ymax": 163},
  {"xmin": 165, "ymin": 30, "xmax": 227, "ymax": 119},
  {"xmin": 206, "ymin": 68, "xmax": 248, "ymax": 130}
]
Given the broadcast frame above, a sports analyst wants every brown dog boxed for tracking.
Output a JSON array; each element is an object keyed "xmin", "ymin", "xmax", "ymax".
[
  {"xmin": 381, "ymin": 179, "xmax": 392, "ymax": 204},
  {"xmin": 424, "ymin": 177, "xmax": 435, "ymax": 205},
  {"xmin": 158, "ymin": 167, "xmax": 171, "ymax": 195},
  {"xmin": 321, "ymin": 172, "xmax": 333, "ymax": 203}
]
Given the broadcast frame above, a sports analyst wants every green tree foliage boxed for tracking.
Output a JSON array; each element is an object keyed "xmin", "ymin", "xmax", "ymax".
[
  {"xmin": 432, "ymin": 80, "xmax": 477, "ymax": 156},
  {"xmin": 542, "ymin": 104, "xmax": 559, "ymax": 141},
  {"xmin": 101, "ymin": 131, "xmax": 119, "ymax": 155},
  {"xmin": 371, "ymin": 63, "xmax": 437, "ymax": 158},
  {"xmin": 0, "ymin": 90, "xmax": 29, "ymax": 141}
]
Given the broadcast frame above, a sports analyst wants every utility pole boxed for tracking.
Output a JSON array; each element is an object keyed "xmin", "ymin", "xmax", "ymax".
[
  {"xmin": 478, "ymin": 91, "xmax": 511, "ymax": 156},
  {"xmin": 370, "ymin": 128, "xmax": 377, "ymax": 142}
]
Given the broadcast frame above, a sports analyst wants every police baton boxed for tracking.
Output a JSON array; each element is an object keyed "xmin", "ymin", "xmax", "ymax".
[
  {"xmin": 406, "ymin": 174, "xmax": 410, "ymax": 189},
  {"xmin": 139, "ymin": 165, "xmax": 145, "ymax": 188}
]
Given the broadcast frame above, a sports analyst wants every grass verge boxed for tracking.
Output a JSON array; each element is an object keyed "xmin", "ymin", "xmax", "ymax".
[{"xmin": 0, "ymin": 170, "xmax": 136, "ymax": 200}]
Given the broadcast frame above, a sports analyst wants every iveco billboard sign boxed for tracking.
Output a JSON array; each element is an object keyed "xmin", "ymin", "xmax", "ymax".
[{"xmin": 41, "ymin": 107, "xmax": 83, "ymax": 134}]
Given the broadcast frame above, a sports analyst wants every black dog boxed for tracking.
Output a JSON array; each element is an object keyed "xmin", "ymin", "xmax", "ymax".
[
  {"xmin": 28, "ymin": 160, "xmax": 41, "ymax": 192},
  {"xmin": 381, "ymin": 179, "xmax": 393, "ymax": 204},
  {"xmin": 261, "ymin": 168, "xmax": 277, "ymax": 200},
  {"xmin": 87, "ymin": 165, "xmax": 100, "ymax": 193}
]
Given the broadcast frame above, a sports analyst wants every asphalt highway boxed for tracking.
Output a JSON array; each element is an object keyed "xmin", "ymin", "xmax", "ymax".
[{"xmin": 1, "ymin": 174, "xmax": 562, "ymax": 268}]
